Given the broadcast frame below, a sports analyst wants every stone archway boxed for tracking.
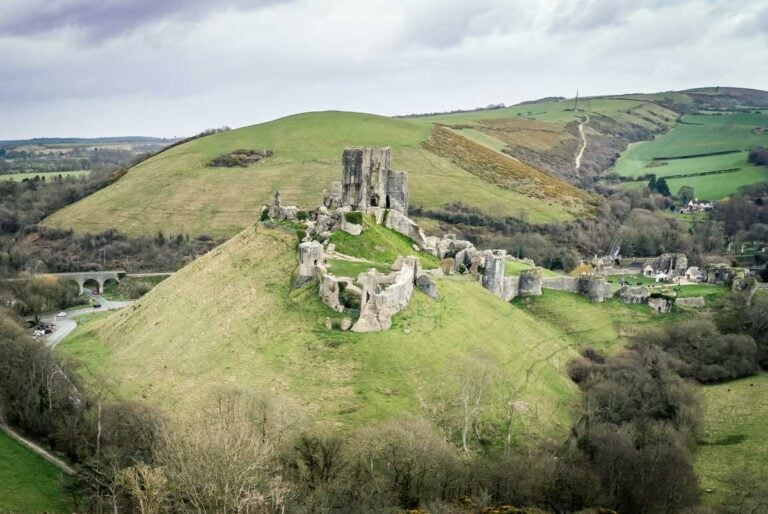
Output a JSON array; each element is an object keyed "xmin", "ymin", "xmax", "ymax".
[
  {"xmin": 102, "ymin": 277, "xmax": 120, "ymax": 297},
  {"xmin": 82, "ymin": 278, "xmax": 100, "ymax": 295}
]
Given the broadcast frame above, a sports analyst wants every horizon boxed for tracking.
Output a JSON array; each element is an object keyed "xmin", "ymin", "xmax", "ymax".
[
  {"xmin": 2, "ymin": 0, "xmax": 767, "ymax": 139},
  {"xmin": 0, "ymin": 84, "xmax": 760, "ymax": 141}
]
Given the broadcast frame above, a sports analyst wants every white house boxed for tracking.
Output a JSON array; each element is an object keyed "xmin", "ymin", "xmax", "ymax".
[
  {"xmin": 655, "ymin": 271, "xmax": 670, "ymax": 282},
  {"xmin": 643, "ymin": 264, "xmax": 655, "ymax": 277}
]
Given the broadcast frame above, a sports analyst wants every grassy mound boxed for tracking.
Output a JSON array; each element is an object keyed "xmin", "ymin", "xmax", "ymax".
[
  {"xmin": 0, "ymin": 431, "xmax": 72, "ymax": 513},
  {"xmin": 58, "ymin": 225, "xmax": 664, "ymax": 442},
  {"xmin": 44, "ymin": 111, "xmax": 588, "ymax": 238},
  {"xmin": 57, "ymin": 223, "xmax": 596, "ymax": 439}
]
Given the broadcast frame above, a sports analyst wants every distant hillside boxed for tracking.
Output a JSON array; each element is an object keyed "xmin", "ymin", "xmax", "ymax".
[
  {"xmin": 44, "ymin": 111, "xmax": 594, "ymax": 238},
  {"xmin": 42, "ymin": 87, "xmax": 768, "ymax": 237},
  {"xmin": 0, "ymin": 136, "xmax": 174, "ymax": 148}
]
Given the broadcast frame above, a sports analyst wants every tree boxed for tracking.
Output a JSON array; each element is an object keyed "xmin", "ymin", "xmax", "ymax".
[
  {"xmin": 656, "ymin": 177, "xmax": 671, "ymax": 196},
  {"xmin": 677, "ymin": 185, "xmax": 695, "ymax": 204},
  {"xmin": 647, "ymin": 174, "xmax": 657, "ymax": 192}
]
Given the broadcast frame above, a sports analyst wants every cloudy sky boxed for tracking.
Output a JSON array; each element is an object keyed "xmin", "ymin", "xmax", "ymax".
[{"xmin": 1, "ymin": 0, "xmax": 766, "ymax": 139}]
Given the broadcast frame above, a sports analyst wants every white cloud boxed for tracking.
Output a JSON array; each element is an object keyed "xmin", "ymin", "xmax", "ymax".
[{"xmin": 1, "ymin": 0, "xmax": 766, "ymax": 138}]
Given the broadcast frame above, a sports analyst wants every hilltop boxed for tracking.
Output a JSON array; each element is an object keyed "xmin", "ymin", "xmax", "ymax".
[{"xmin": 43, "ymin": 112, "xmax": 594, "ymax": 238}]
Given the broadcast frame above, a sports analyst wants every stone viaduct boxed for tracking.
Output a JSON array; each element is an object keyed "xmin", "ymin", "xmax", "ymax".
[{"xmin": 50, "ymin": 271, "xmax": 125, "ymax": 295}]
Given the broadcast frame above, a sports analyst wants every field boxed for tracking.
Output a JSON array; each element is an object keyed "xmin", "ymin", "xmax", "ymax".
[
  {"xmin": 44, "ymin": 111, "xmax": 592, "ymax": 238},
  {"xmin": 0, "ymin": 431, "xmax": 73, "ymax": 513},
  {"xmin": 613, "ymin": 111, "xmax": 768, "ymax": 199},
  {"xmin": 695, "ymin": 373, "xmax": 768, "ymax": 509},
  {"xmin": 0, "ymin": 170, "xmax": 89, "ymax": 181}
]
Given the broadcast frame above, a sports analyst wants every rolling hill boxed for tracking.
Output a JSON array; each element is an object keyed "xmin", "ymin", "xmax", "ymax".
[
  {"xmin": 56, "ymin": 222, "xmax": 654, "ymax": 440},
  {"xmin": 42, "ymin": 87, "xmax": 768, "ymax": 238},
  {"xmin": 43, "ymin": 112, "xmax": 595, "ymax": 238}
]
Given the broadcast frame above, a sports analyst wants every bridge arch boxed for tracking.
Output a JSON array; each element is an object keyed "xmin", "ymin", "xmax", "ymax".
[{"xmin": 49, "ymin": 271, "xmax": 125, "ymax": 296}]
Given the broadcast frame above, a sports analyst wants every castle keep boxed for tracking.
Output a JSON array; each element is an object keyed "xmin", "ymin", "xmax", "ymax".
[{"xmin": 340, "ymin": 147, "xmax": 408, "ymax": 214}]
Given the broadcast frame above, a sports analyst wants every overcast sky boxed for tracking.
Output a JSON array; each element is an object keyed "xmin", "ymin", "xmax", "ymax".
[{"xmin": 1, "ymin": 0, "xmax": 766, "ymax": 139}]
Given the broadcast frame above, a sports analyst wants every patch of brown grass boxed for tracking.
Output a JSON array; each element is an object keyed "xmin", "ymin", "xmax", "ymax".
[{"xmin": 422, "ymin": 125, "xmax": 594, "ymax": 215}]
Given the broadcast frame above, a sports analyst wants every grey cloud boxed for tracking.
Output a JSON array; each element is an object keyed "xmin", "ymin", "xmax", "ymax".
[
  {"xmin": 394, "ymin": 0, "xmax": 528, "ymax": 49},
  {"xmin": 0, "ymin": 0, "xmax": 291, "ymax": 42},
  {"xmin": 547, "ymin": 0, "xmax": 670, "ymax": 32}
]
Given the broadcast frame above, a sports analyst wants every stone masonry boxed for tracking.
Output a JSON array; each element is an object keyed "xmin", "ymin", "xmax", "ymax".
[{"xmin": 340, "ymin": 147, "xmax": 408, "ymax": 215}]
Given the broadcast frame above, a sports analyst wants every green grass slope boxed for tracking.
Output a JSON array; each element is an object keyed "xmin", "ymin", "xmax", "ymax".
[
  {"xmin": 58, "ymin": 225, "xmax": 652, "ymax": 437},
  {"xmin": 0, "ymin": 431, "xmax": 72, "ymax": 513},
  {"xmin": 57, "ymin": 223, "xmax": 594, "ymax": 439},
  {"xmin": 695, "ymin": 373, "xmax": 768, "ymax": 508},
  {"xmin": 44, "ymin": 111, "xmax": 589, "ymax": 238},
  {"xmin": 613, "ymin": 111, "xmax": 768, "ymax": 199}
]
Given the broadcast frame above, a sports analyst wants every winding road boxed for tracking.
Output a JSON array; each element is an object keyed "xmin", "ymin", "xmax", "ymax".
[
  {"xmin": 41, "ymin": 290, "xmax": 133, "ymax": 348},
  {"xmin": 574, "ymin": 114, "xmax": 590, "ymax": 174}
]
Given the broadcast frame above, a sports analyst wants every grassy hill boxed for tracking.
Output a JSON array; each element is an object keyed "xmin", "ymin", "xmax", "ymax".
[
  {"xmin": 56, "ymin": 222, "xmax": 664, "ymax": 442},
  {"xmin": 43, "ymin": 111, "xmax": 594, "ymax": 238},
  {"xmin": 695, "ymin": 373, "xmax": 768, "ymax": 509},
  {"xmin": 0, "ymin": 431, "xmax": 72, "ymax": 513},
  {"xmin": 410, "ymin": 97, "xmax": 678, "ymax": 182}
]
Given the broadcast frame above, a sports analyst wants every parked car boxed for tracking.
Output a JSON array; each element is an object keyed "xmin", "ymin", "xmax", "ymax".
[
  {"xmin": 33, "ymin": 329, "xmax": 45, "ymax": 336},
  {"xmin": 93, "ymin": 304, "xmax": 101, "ymax": 309},
  {"xmin": 57, "ymin": 311, "xmax": 67, "ymax": 317}
]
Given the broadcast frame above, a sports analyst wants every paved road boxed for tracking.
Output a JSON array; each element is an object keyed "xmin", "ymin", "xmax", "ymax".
[{"xmin": 40, "ymin": 290, "xmax": 133, "ymax": 348}]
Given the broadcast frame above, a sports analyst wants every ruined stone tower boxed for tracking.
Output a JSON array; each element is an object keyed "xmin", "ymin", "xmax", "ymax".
[{"xmin": 341, "ymin": 147, "xmax": 408, "ymax": 214}]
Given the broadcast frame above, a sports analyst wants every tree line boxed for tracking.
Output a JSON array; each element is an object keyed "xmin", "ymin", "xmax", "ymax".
[{"xmin": 2, "ymin": 289, "xmax": 767, "ymax": 512}]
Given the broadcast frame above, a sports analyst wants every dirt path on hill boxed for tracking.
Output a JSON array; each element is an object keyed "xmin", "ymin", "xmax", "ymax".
[
  {"xmin": 575, "ymin": 114, "xmax": 590, "ymax": 174},
  {"xmin": 0, "ymin": 423, "xmax": 76, "ymax": 475}
]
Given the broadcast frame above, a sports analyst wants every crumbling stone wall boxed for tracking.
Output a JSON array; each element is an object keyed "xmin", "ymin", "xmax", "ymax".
[
  {"xmin": 704, "ymin": 264, "xmax": 747, "ymax": 285},
  {"xmin": 648, "ymin": 297, "xmax": 672, "ymax": 313},
  {"xmin": 540, "ymin": 275, "xmax": 610, "ymax": 302},
  {"xmin": 323, "ymin": 181, "xmax": 343, "ymax": 209},
  {"xmin": 386, "ymin": 171, "xmax": 409, "ymax": 214},
  {"xmin": 384, "ymin": 210, "xmax": 428, "ymax": 247},
  {"xmin": 651, "ymin": 253, "xmax": 688, "ymax": 277},
  {"xmin": 297, "ymin": 241, "xmax": 324, "ymax": 285},
  {"xmin": 353, "ymin": 256, "xmax": 421, "ymax": 332},
  {"xmin": 577, "ymin": 275, "xmax": 612, "ymax": 302},
  {"xmin": 676, "ymin": 296, "xmax": 705, "ymax": 308},
  {"xmin": 518, "ymin": 268, "xmax": 543, "ymax": 297},
  {"xmin": 268, "ymin": 190, "xmax": 298, "ymax": 221},
  {"xmin": 319, "ymin": 271, "xmax": 344, "ymax": 312},
  {"xmin": 541, "ymin": 276, "xmax": 579, "ymax": 293},
  {"xmin": 481, "ymin": 249, "xmax": 506, "ymax": 297},
  {"xmin": 619, "ymin": 286, "xmax": 650, "ymax": 304}
]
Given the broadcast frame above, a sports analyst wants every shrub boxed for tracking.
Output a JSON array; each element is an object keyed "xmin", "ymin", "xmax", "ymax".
[
  {"xmin": 260, "ymin": 209, "xmax": 270, "ymax": 221},
  {"xmin": 296, "ymin": 229, "xmax": 307, "ymax": 242},
  {"xmin": 296, "ymin": 210, "xmax": 308, "ymax": 222},
  {"xmin": 344, "ymin": 211, "xmax": 363, "ymax": 225},
  {"xmin": 636, "ymin": 319, "xmax": 759, "ymax": 383}
]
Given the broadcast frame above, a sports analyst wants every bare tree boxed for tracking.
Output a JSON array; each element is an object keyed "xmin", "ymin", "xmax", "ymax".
[{"xmin": 457, "ymin": 368, "xmax": 489, "ymax": 453}]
